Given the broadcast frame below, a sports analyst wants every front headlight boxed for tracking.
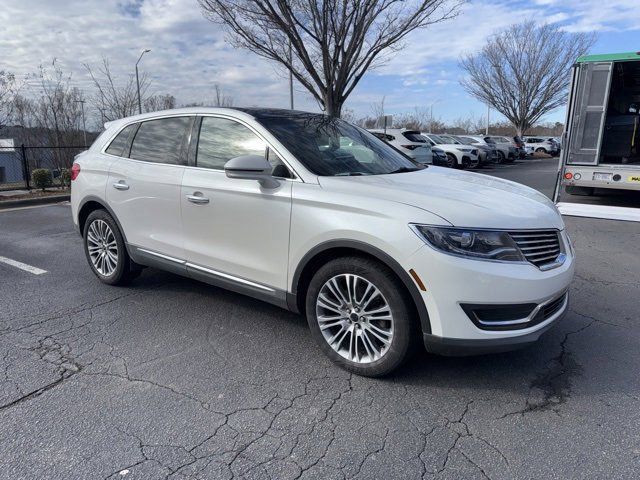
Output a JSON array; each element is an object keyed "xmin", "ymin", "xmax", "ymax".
[
  {"xmin": 411, "ymin": 225, "xmax": 525, "ymax": 262},
  {"xmin": 458, "ymin": 148, "xmax": 472, "ymax": 153}
]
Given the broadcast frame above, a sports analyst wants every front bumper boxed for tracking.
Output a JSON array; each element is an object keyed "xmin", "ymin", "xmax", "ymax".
[{"xmin": 405, "ymin": 234, "xmax": 574, "ymax": 354}]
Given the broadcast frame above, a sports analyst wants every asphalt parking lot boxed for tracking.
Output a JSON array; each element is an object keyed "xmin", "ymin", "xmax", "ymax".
[{"xmin": 1, "ymin": 158, "xmax": 639, "ymax": 479}]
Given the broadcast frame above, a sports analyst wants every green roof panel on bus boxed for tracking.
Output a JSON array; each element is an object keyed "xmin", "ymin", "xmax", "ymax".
[{"xmin": 576, "ymin": 52, "xmax": 640, "ymax": 63}]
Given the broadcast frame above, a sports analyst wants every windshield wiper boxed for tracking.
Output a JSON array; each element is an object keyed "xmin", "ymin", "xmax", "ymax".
[
  {"xmin": 387, "ymin": 166, "xmax": 424, "ymax": 174},
  {"xmin": 335, "ymin": 171, "xmax": 369, "ymax": 176}
]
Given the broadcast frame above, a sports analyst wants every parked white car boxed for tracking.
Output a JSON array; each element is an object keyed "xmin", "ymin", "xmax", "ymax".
[
  {"xmin": 71, "ymin": 108, "xmax": 574, "ymax": 376},
  {"xmin": 369, "ymin": 128, "xmax": 432, "ymax": 164},
  {"xmin": 421, "ymin": 133, "xmax": 479, "ymax": 168},
  {"xmin": 485, "ymin": 136, "xmax": 517, "ymax": 163},
  {"xmin": 524, "ymin": 137, "xmax": 559, "ymax": 155}
]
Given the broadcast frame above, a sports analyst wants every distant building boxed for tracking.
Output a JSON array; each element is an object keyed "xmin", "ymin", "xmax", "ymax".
[{"xmin": 0, "ymin": 139, "xmax": 24, "ymax": 184}]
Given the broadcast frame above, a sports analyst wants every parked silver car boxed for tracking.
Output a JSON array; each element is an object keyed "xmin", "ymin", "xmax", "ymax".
[{"xmin": 485, "ymin": 136, "xmax": 517, "ymax": 163}]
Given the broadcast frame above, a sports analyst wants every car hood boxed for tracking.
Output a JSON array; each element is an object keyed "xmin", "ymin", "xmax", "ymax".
[{"xmin": 318, "ymin": 167, "xmax": 563, "ymax": 230}]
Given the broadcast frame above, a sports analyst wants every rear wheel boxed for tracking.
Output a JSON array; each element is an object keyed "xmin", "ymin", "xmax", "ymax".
[
  {"xmin": 305, "ymin": 257, "xmax": 416, "ymax": 377},
  {"xmin": 496, "ymin": 151, "xmax": 506, "ymax": 164},
  {"xmin": 83, "ymin": 210, "xmax": 141, "ymax": 285},
  {"xmin": 445, "ymin": 153, "xmax": 458, "ymax": 168},
  {"xmin": 535, "ymin": 147, "xmax": 547, "ymax": 154}
]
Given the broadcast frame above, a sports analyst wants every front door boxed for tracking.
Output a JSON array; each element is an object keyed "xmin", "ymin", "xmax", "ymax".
[
  {"xmin": 181, "ymin": 116, "xmax": 293, "ymax": 293},
  {"xmin": 106, "ymin": 116, "xmax": 193, "ymax": 260}
]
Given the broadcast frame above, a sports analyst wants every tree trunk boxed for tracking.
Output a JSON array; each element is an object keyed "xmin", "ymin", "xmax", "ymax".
[{"xmin": 323, "ymin": 92, "xmax": 343, "ymax": 118}]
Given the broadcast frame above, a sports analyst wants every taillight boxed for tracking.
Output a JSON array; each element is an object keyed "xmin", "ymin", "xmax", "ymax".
[
  {"xmin": 402, "ymin": 145, "xmax": 419, "ymax": 150},
  {"xmin": 564, "ymin": 172, "xmax": 573, "ymax": 180},
  {"xmin": 71, "ymin": 163, "xmax": 81, "ymax": 181}
]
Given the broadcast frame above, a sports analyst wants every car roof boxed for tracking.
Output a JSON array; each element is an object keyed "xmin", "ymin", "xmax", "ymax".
[
  {"xmin": 103, "ymin": 107, "xmax": 326, "ymax": 131},
  {"xmin": 368, "ymin": 128, "xmax": 418, "ymax": 134}
]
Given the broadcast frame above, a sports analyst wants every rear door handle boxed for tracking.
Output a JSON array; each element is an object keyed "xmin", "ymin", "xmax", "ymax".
[
  {"xmin": 113, "ymin": 181, "xmax": 129, "ymax": 191},
  {"xmin": 186, "ymin": 193, "xmax": 209, "ymax": 205}
]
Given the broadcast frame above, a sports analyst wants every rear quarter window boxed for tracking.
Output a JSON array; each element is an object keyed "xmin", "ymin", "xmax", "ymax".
[
  {"xmin": 105, "ymin": 124, "xmax": 137, "ymax": 157},
  {"xmin": 402, "ymin": 132, "xmax": 426, "ymax": 143}
]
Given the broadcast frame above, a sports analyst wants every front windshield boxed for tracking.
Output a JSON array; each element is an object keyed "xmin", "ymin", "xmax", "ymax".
[
  {"xmin": 459, "ymin": 136, "xmax": 478, "ymax": 144},
  {"xmin": 254, "ymin": 112, "xmax": 422, "ymax": 176}
]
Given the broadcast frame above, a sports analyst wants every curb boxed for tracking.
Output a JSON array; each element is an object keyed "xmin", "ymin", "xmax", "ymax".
[{"xmin": 0, "ymin": 194, "xmax": 70, "ymax": 210}]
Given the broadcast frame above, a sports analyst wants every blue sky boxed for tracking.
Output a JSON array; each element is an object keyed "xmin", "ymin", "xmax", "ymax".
[{"xmin": 1, "ymin": 0, "xmax": 638, "ymax": 128}]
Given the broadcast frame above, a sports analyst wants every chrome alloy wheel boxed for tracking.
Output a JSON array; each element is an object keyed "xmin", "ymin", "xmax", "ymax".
[
  {"xmin": 86, "ymin": 219, "xmax": 118, "ymax": 276},
  {"xmin": 315, "ymin": 274, "xmax": 394, "ymax": 364}
]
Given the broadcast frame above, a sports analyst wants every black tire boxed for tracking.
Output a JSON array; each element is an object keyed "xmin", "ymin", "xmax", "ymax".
[
  {"xmin": 83, "ymin": 209, "xmax": 140, "ymax": 285},
  {"xmin": 468, "ymin": 156, "xmax": 481, "ymax": 169},
  {"xmin": 535, "ymin": 147, "xmax": 547, "ymax": 154},
  {"xmin": 496, "ymin": 151, "xmax": 506, "ymax": 164},
  {"xmin": 445, "ymin": 153, "xmax": 458, "ymax": 169},
  {"xmin": 305, "ymin": 256, "xmax": 417, "ymax": 377}
]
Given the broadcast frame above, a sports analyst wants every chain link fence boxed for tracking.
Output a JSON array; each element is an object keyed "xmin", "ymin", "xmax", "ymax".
[{"xmin": 0, "ymin": 145, "xmax": 88, "ymax": 191}]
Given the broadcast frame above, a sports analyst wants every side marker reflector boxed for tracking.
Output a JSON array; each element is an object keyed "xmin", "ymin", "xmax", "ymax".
[{"xmin": 409, "ymin": 269, "xmax": 427, "ymax": 292}]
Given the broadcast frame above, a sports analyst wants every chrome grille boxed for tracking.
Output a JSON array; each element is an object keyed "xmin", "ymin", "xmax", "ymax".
[{"xmin": 509, "ymin": 230, "xmax": 561, "ymax": 268}]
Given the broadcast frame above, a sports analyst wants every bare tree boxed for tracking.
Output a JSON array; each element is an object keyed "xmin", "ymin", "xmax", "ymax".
[
  {"xmin": 370, "ymin": 96, "xmax": 386, "ymax": 125},
  {"xmin": 144, "ymin": 94, "xmax": 176, "ymax": 113},
  {"xmin": 460, "ymin": 23, "xmax": 596, "ymax": 136},
  {"xmin": 199, "ymin": 0, "xmax": 461, "ymax": 117},
  {"xmin": 84, "ymin": 57, "xmax": 151, "ymax": 122},
  {"xmin": 213, "ymin": 84, "xmax": 234, "ymax": 107},
  {"xmin": 0, "ymin": 71, "xmax": 19, "ymax": 130},
  {"xmin": 10, "ymin": 61, "xmax": 86, "ymax": 170}
]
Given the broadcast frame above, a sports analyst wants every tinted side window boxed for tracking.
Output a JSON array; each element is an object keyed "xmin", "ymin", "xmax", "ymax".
[
  {"xmin": 129, "ymin": 117, "xmax": 191, "ymax": 164},
  {"xmin": 196, "ymin": 117, "xmax": 266, "ymax": 170},
  {"xmin": 105, "ymin": 124, "xmax": 137, "ymax": 157}
]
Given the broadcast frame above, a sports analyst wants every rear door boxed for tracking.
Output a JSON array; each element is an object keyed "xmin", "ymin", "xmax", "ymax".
[
  {"xmin": 106, "ymin": 115, "xmax": 193, "ymax": 261},
  {"xmin": 566, "ymin": 62, "xmax": 613, "ymax": 165}
]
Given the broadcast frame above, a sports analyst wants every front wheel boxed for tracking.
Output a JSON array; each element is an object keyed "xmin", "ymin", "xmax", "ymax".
[
  {"xmin": 535, "ymin": 147, "xmax": 547, "ymax": 154},
  {"xmin": 445, "ymin": 153, "xmax": 458, "ymax": 168},
  {"xmin": 83, "ymin": 210, "xmax": 140, "ymax": 285},
  {"xmin": 305, "ymin": 257, "xmax": 416, "ymax": 377},
  {"xmin": 496, "ymin": 151, "xmax": 506, "ymax": 164}
]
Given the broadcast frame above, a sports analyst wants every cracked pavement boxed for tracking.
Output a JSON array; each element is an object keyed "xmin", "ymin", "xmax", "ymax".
[{"xmin": 1, "ymin": 161, "xmax": 639, "ymax": 479}]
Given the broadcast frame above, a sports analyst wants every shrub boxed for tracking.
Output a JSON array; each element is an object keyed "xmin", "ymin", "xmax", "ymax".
[
  {"xmin": 32, "ymin": 168, "xmax": 53, "ymax": 191},
  {"xmin": 59, "ymin": 168, "xmax": 71, "ymax": 189}
]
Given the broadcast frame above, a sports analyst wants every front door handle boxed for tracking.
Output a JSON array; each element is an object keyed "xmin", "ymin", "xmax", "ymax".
[
  {"xmin": 186, "ymin": 193, "xmax": 209, "ymax": 205},
  {"xmin": 113, "ymin": 181, "xmax": 129, "ymax": 191}
]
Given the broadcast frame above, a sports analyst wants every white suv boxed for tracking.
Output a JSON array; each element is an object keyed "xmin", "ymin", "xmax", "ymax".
[
  {"xmin": 524, "ymin": 137, "xmax": 559, "ymax": 155},
  {"xmin": 368, "ymin": 128, "xmax": 432, "ymax": 164},
  {"xmin": 71, "ymin": 108, "xmax": 574, "ymax": 377},
  {"xmin": 420, "ymin": 133, "xmax": 479, "ymax": 168}
]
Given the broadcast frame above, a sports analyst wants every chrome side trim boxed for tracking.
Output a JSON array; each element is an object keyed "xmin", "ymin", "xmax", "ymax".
[
  {"xmin": 137, "ymin": 248, "xmax": 185, "ymax": 264},
  {"xmin": 186, "ymin": 262, "xmax": 275, "ymax": 293}
]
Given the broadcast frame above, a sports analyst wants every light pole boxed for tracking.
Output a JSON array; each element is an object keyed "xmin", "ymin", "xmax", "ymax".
[
  {"xmin": 136, "ymin": 49, "xmax": 151, "ymax": 114},
  {"xmin": 75, "ymin": 100, "xmax": 87, "ymax": 147},
  {"xmin": 486, "ymin": 104, "xmax": 490, "ymax": 136}
]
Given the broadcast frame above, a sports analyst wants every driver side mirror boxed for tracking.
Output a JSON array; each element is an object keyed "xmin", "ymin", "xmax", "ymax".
[{"xmin": 224, "ymin": 155, "xmax": 280, "ymax": 189}]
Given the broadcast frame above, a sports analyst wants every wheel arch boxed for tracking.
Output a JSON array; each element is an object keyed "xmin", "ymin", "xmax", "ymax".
[
  {"xmin": 289, "ymin": 240, "xmax": 432, "ymax": 334},
  {"xmin": 77, "ymin": 196, "xmax": 130, "ymax": 247}
]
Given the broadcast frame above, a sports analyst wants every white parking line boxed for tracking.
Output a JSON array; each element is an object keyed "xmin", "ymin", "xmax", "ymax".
[{"xmin": 0, "ymin": 256, "xmax": 47, "ymax": 275}]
